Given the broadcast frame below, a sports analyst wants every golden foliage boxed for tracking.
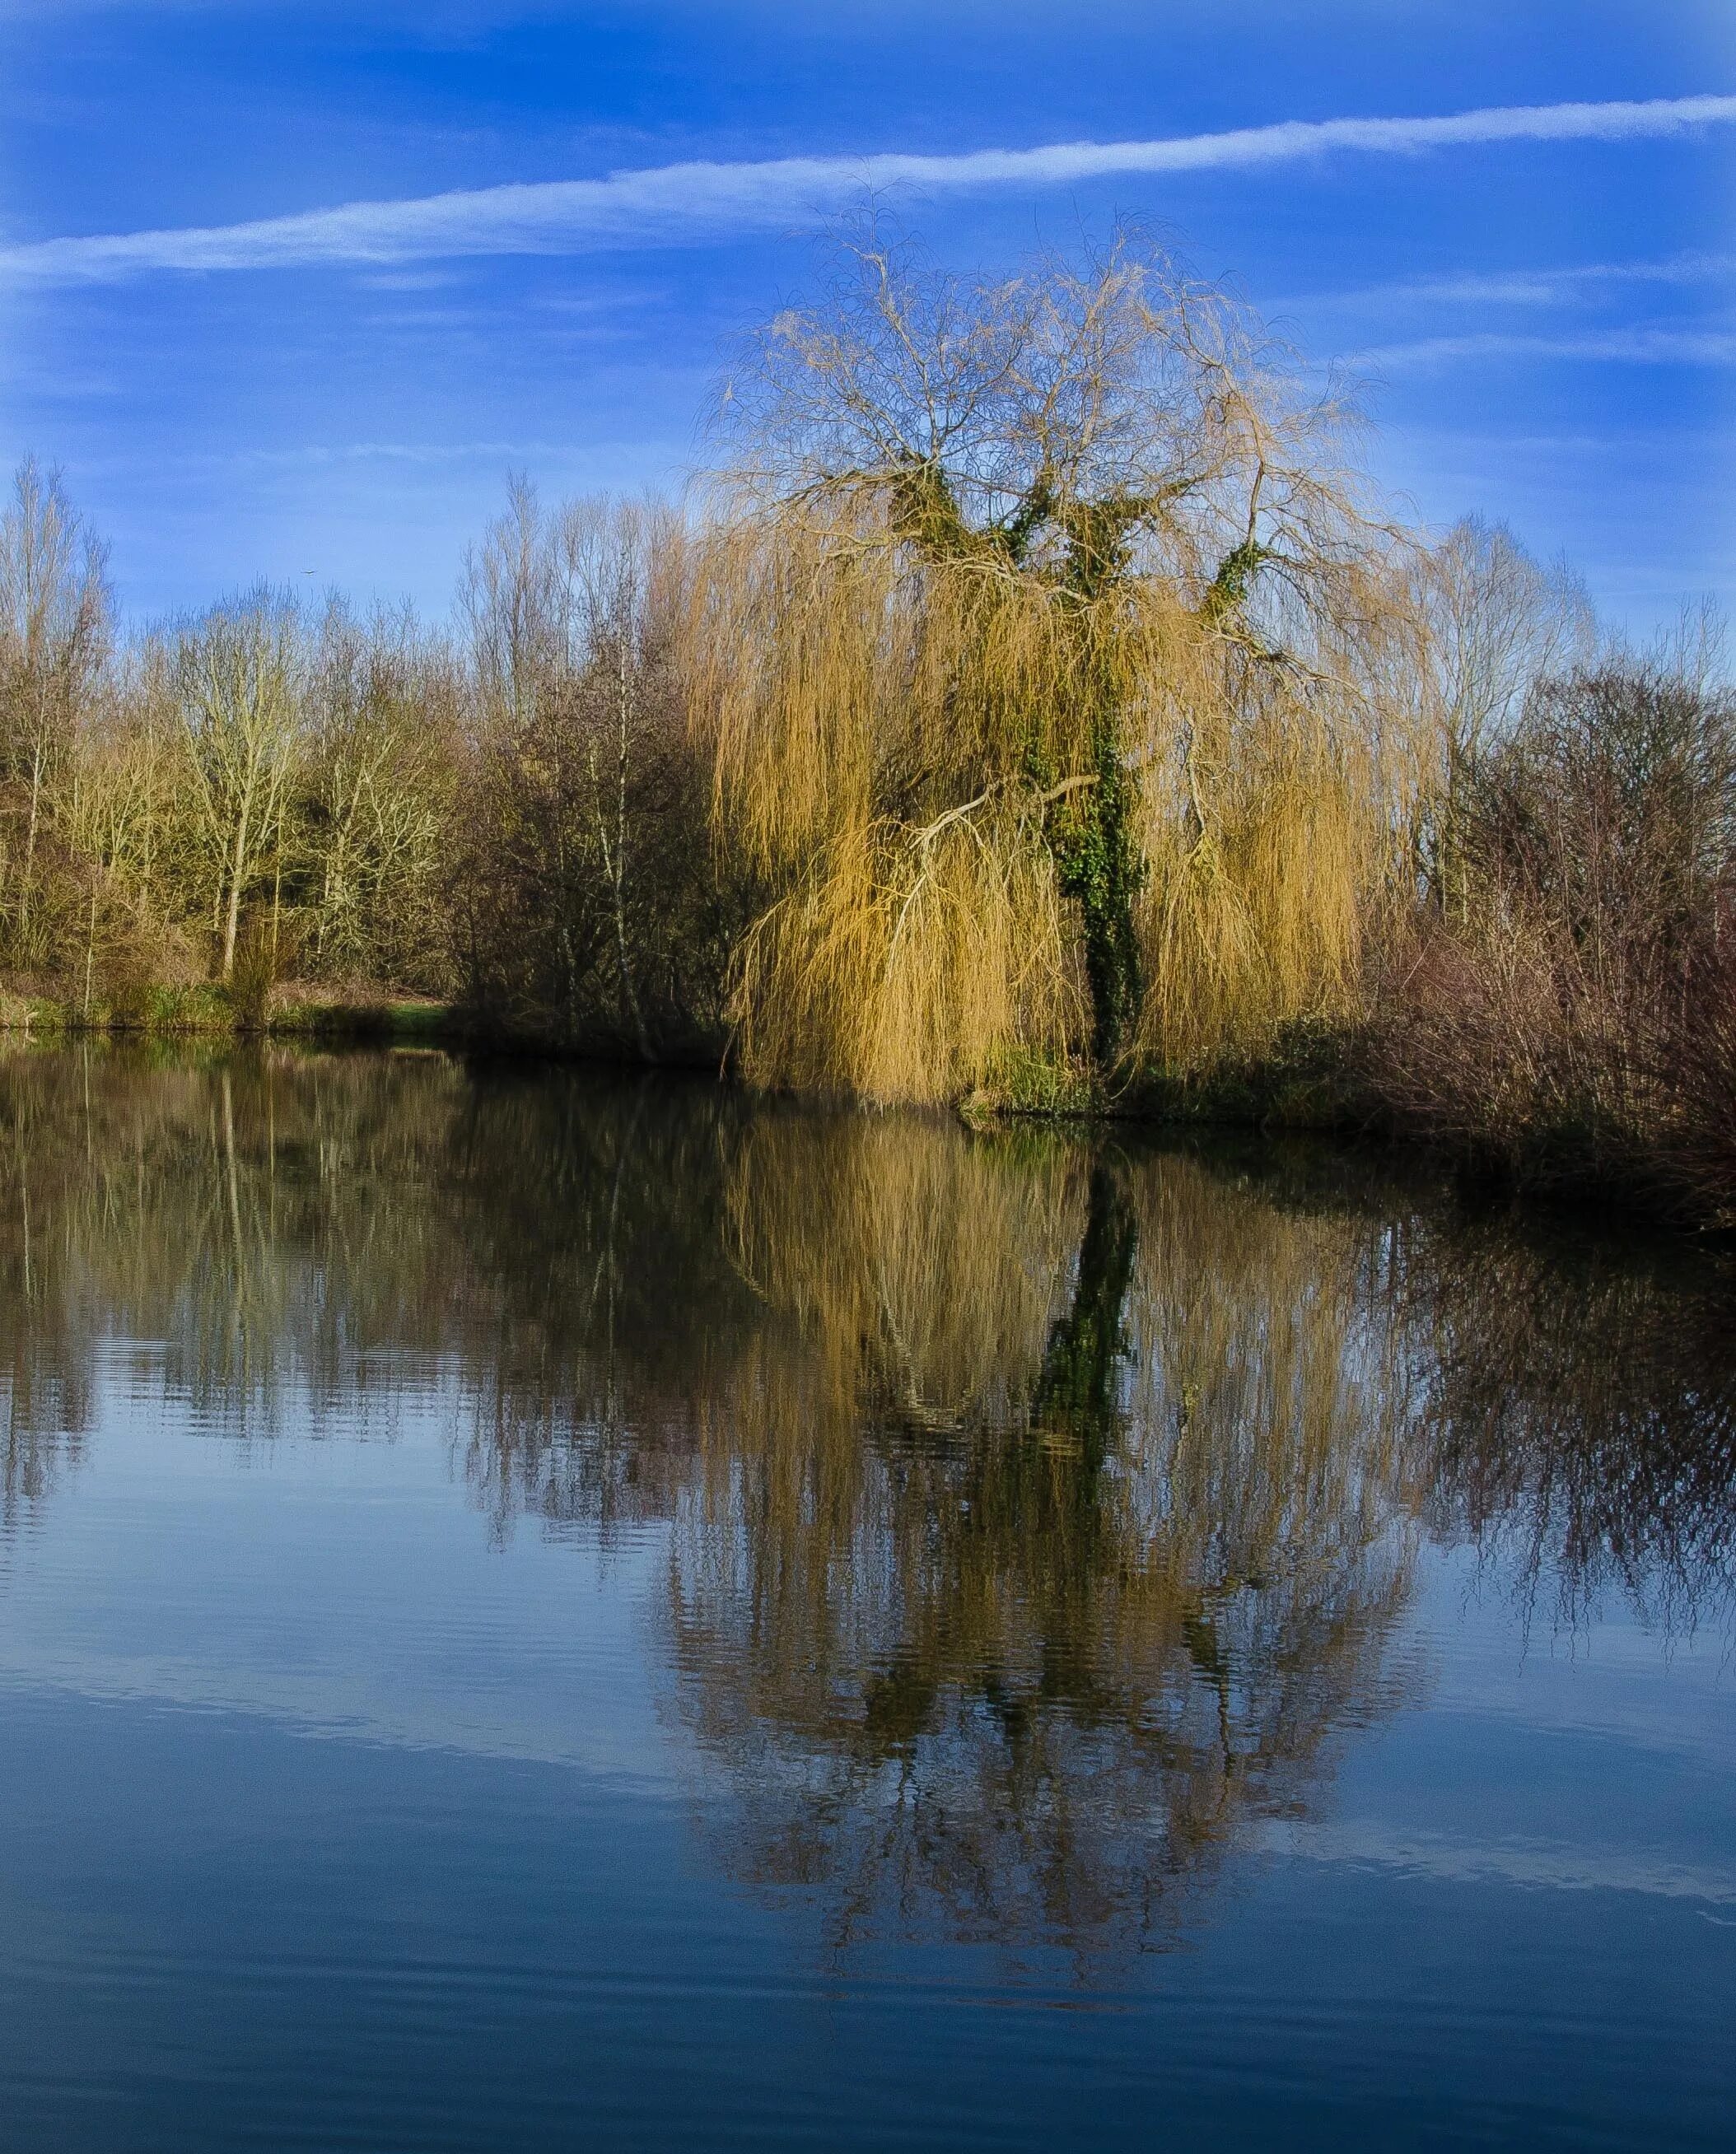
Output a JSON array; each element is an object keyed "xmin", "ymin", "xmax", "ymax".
[
  {"xmin": 688, "ymin": 501, "xmax": 1427, "ymax": 1098},
  {"xmin": 726, "ymin": 809, "xmax": 1080, "ymax": 1101},
  {"xmin": 1132, "ymin": 633, "xmax": 1422, "ymax": 1071},
  {"xmin": 688, "ymin": 222, "xmax": 1437, "ymax": 1102},
  {"xmin": 689, "ymin": 515, "xmax": 1133, "ymax": 1097}
]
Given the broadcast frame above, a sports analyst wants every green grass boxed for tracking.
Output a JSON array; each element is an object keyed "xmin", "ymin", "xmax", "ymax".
[
  {"xmin": 264, "ymin": 996, "xmax": 459, "ymax": 1042},
  {"xmin": 953, "ymin": 1022, "xmax": 1368, "ymax": 1132},
  {"xmin": 0, "ymin": 983, "xmax": 460, "ymax": 1046},
  {"xmin": 957, "ymin": 1047, "xmax": 1099, "ymax": 1125}
]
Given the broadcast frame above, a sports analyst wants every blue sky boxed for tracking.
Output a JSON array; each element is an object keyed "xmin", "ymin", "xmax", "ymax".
[{"xmin": 2, "ymin": 0, "xmax": 1733, "ymax": 630}]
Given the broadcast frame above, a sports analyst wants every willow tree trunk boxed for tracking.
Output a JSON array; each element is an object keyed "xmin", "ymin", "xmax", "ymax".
[
  {"xmin": 1042, "ymin": 603, "xmax": 1144, "ymax": 1072},
  {"xmin": 1050, "ymin": 712, "xmax": 1143, "ymax": 1068}
]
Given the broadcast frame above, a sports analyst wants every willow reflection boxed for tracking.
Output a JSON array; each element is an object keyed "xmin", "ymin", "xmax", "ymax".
[
  {"xmin": 662, "ymin": 1117, "xmax": 1426, "ymax": 1955},
  {"xmin": 0, "ymin": 1044, "xmax": 1730, "ymax": 1956}
]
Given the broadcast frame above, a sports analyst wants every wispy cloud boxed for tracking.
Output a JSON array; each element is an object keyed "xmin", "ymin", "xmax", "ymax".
[
  {"xmin": 1353, "ymin": 325, "xmax": 1736, "ymax": 371},
  {"xmin": 221, "ymin": 441, "xmax": 590, "ymax": 468},
  {"xmin": 4, "ymin": 93, "xmax": 1735, "ymax": 287},
  {"xmin": 351, "ymin": 268, "xmax": 464, "ymax": 292},
  {"xmin": 1295, "ymin": 250, "xmax": 1736, "ymax": 314}
]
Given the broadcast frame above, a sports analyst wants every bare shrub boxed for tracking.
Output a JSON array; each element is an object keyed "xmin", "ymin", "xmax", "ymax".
[
  {"xmin": 1368, "ymin": 636, "xmax": 1736, "ymax": 1213},
  {"xmin": 1662, "ymin": 929, "xmax": 1736, "ymax": 1225},
  {"xmin": 455, "ymin": 483, "xmax": 731, "ymax": 1056}
]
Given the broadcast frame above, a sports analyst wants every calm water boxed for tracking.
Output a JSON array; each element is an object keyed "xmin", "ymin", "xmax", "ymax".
[{"xmin": 0, "ymin": 1047, "xmax": 1730, "ymax": 2152}]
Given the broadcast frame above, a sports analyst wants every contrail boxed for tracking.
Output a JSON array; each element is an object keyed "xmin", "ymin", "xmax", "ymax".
[{"xmin": 4, "ymin": 93, "xmax": 1734, "ymax": 287}]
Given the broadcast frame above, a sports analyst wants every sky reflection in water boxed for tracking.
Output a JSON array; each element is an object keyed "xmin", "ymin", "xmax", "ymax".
[{"xmin": 0, "ymin": 1047, "xmax": 1730, "ymax": 2151}]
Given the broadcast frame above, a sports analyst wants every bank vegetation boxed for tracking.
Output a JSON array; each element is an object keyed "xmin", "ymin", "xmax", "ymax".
[{"xmin": 2, "ymin": 223, "xmax": 1731, "ymax": 1224}]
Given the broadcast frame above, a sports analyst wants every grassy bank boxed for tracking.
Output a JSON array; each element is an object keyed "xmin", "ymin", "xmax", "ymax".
[
  {"xmin": 0, "ymin": 984, "xmax": 459, "ymax": 1046},
  {"xmin": 960, "ymin": 1021, "xmax": 1361, "ymax": 1133}
]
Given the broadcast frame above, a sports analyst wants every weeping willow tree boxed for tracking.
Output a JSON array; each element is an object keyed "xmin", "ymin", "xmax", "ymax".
[{"xmin": 693, "ymin": 219, "xmax": 1423, "ymax": 1103}]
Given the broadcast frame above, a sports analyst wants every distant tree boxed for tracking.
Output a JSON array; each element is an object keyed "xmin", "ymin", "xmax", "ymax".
[
  {"xmin": 459, "ymin": 481, "xmax": 719, "ymax": 1052},
  {"xmin": 1404, "ymin": 517, "xmax": 1596, "ymax": 918},
  {"xmin": 301, "ymin": 595, "xmax": 457, "ymax": 991},
  {"xmin": 172, "ymin": 590, "xmax": 303, "ymax": 981},
  {"xmin": 0, "ymin": 457, "xmax": 111, "ymax": 967}
]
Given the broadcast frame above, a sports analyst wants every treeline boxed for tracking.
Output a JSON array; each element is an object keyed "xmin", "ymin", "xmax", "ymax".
[
  {"xmin": 0, "ymin": 459, "xmax": 460, "ymax": 1014},
  {"xmin": 2, "ymin": 222, "xmax": 1732, "ymax": 1219}
]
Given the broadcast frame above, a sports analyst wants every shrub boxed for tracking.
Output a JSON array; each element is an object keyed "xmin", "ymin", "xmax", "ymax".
[{"xmin": 1368, "ymin": 648, "xmax": 1736, "ymax": 1215}]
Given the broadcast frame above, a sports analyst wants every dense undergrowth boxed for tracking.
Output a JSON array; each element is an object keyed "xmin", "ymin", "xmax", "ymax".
[{"xmin": 2, "ymin": 222, "xmax": 1731, "ymax": 1228}]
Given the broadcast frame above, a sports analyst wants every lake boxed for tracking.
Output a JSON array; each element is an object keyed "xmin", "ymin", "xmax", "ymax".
[{"xmin": 0, "ymin": 1044, "xmax": 1729, "ymax": 2151}]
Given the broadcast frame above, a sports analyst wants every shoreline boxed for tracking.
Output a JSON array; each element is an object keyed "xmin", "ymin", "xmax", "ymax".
[{"xmin": 3, "ymin": 986, "xmax": 1727, "ymax": 1247}]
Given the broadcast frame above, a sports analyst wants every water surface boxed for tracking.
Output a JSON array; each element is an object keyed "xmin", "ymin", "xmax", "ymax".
[{"xmin": 0, "ymin": 1046, "xmax": 1730, "ymax": 2150}]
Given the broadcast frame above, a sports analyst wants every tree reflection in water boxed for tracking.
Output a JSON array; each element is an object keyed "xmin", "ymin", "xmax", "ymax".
[
  {"xmin": 1405, "ymin": 1210, "xmax": 1736, "ymax": 1637},
  {"xmin": 0, "ymin": 1044, "xmax": 1729, "ymax": 1955},
  {"xmin": 667, "ymin": 1117, "xmax": 1426, "ymax": 1956}
]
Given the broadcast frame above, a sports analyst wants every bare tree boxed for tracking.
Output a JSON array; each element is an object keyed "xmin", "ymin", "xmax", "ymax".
[
  {"xmin": 460, "ymin": 481, "xmax": 704, "ymax": 1053},
  {"xmin": 0, "ymin": 458, "xmax": 111, "ymax": 966},
  {"xmin": 173, "ymin": 590, "xmax": 303, "ymax": 981},
  {"xmin": 462, "ymin": 474, "xmax": 568, "ymax": 730},
  {"xmin": 302, "ymin": 594, "xmax": 456, "ymax": 989},
  {"xmin": 561, "ymin": 497, "xmax": 688, "ymax": 1060},
  {"xmin": 1404, "ymin": 518, "xmax": 1596, "ymax": 917},
  {"xmin": 461, "ymin": 478, "xmax": 593, "ymax": 1033}
]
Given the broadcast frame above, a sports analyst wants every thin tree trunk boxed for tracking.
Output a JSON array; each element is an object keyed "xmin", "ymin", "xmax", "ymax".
[
  {"xmin": 270, "ymin": 849, "xmax": 282, "ymax": 980},
  {"xmin": 610, "ymin": 636, "xmax": 651, "ymax": 1061},
  {"xmin": 82, "ymin": 879, "xmax": 97, "ymax": 1021},
  {"xmin": 20, "ymin": 725, "xmax": 45, "ymax": 956},
  {"xmin": 222, "ymin": 788, "xmax": 252, "ymax": 981}
]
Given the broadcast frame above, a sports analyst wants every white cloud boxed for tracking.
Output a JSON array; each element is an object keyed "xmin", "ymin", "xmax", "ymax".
[
  {"xmin": 1295, "ymin": 251, "xmax": 1736, "ymax": 314},
  {"xmin": 4, "ymin": 93, "xmax": 1735, "ymax": 287},
  {"xmin": 1352, "ymin": 325, "xmax": 1736, "ymax": 370},
  {"xmin": 352, "ymin": 268, "xmax": 464, "ymax": 291}
]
